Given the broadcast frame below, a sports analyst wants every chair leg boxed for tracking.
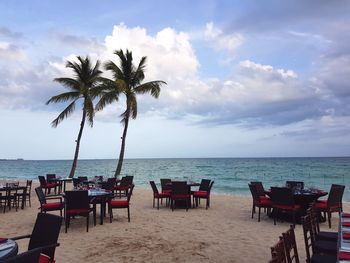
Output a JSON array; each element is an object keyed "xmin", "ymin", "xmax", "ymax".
[
  {"xmin": 157, "ymin": 198, "xmax": 159, "ymax": 210},
  {"xmin": 127, "ymin": 207, "xmax": 130, "ymax": 222},
  {"xmin": 273, "ymin": 208, "xmax": 277, "ymax": 225},
  {"xmin": 152, "ymin": 198, "xmax": 155, "ymax": 208},
  {"xmin": 328, "ymin": 211, "xmax": 332, "ymax": 228},
  {"xmin": 251, "ymin": 204, "xmax": 255, "ymax": 219},
  {"xmin": 87, "ymin": 215, "xmax": 89, "ymax": 232},
  {"xmin": 258, "ymin": 207, "xmax": 261, "ymax": 222},
  {"xmin": 109, "ymin": 208, "xmax": 113, "ymax": 223}
]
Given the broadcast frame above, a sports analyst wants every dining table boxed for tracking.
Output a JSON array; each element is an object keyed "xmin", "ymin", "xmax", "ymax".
[
  {"xmin": 0, "ymin": 184, "xmax": 27, "ymax": 210},
  {"xmin": 48, "ymin": 177, "xmax": 73, "ymax": 193},
  {"xmin": 0, "ymin": 239, "xmax": 18, "ymax": 261}
]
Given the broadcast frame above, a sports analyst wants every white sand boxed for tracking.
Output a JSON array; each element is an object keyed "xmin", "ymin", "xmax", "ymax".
[{"xmin": 0, "ymin": 183, "xmax": 346, "ymax": 262}]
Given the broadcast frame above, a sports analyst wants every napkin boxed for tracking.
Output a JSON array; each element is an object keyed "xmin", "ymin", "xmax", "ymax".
[
  {"xmin": 339, "ymin": 251, "xmax": 350, "ymax": 260},
  {"xmin": 343, "ymin": 232, "xmax": 350, "ymax": 239},
  {"xmin": 342, "ymin": 222, "xmax": 350, "ymax": 227},
  {"xmin": 0, "ymin": 238, "xmax": 8, "ymax": 244},
  {"xmin": 343, "ymin": 213, "xmax": 350, "ymax": 218}
]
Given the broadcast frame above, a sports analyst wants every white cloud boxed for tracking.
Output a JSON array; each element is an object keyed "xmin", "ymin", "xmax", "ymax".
[{"xmin": 204, "ymin": 22, "xmax": 244, "ymax": 53}]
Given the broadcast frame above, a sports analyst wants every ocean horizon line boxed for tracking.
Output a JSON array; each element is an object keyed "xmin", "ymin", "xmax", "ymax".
[{"xmin": 1, "ymin": 156, "xmax": 349, "ymax": 161}]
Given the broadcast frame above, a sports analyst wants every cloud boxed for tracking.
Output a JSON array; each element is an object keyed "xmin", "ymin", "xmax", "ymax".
[
  {"xmin": 0, "ymin": 26, "xmax": 22, "ymax": 39},
  {"xmin": 0, "ymin": 41, "xmax": 25, "ymax": 60}
]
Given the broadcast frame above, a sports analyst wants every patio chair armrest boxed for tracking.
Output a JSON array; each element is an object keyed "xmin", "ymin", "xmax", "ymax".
[{"xmin": 11, "ymin": 234, "xmax": 31, "ymax": 240}]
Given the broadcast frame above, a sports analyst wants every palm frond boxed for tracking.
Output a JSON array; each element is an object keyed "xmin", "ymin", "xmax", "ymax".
[
  {"xmin": 134, "ymin": 81, "xmax": 166, "ymax": 98},
  {"xmin": 104, "ymin": 60, "xmax": 124, "ymax": 80},
  {"xmin": 46, "ymin": 91, "xmax": 81, "ymax": 105},
  {"xmin": 128, "ymin": 94, "xmax": 138, "ymax": 119},
  {"xmin": 51, "ymin": 100, "xmax": 77, "ymax": 127},
  {"xmin": 95, "ymin": 91, "xmax": 119, "ymax": 111},
  {"xmin": 53, "ymin": 78, "xmax": 80, "ymax": 91}
]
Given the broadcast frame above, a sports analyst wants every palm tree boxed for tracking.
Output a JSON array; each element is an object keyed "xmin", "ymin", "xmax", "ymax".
[
  {"xmin": 46, "ymin": 56, "xmax": 104, "ymax": 178},
  {"xmin": 96, "ymin": 49, "xmax": 166, "ymax": 177}
]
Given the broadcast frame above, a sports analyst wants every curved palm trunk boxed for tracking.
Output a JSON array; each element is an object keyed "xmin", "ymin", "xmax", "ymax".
[
  {"xmin": 69, "ymin": 110, "xmax": 86, "ymax": 178},
  {"xmin": 115, "ymin": 114, "xmax": 129, "ymax": 177}
]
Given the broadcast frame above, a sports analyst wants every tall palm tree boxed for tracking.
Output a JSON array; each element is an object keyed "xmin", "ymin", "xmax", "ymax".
[
  {"xmin": 96, "ymin": 49, "xmax": 166, "ymax": 177},
  {"xmin": 46, "ymin": 56, "xmax": 104, "ymax": 178}
]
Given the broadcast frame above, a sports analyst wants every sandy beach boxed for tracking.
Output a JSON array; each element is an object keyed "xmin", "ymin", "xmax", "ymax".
[{"xmin": 0, "ymin": 183, "xmax": 347, "ymax": 262}]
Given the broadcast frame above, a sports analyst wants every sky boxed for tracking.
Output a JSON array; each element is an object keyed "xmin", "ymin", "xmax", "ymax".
[{"xmin": 0, "ymin": 0, "xmax": 350, "ymax": 160}]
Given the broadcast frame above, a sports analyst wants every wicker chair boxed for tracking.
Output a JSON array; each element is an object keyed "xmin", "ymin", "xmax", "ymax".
[
  {"xmin": 109, "ymin": 184, "xmax": 134, "ymax": 222},
  {"xmin": 248, "ymin": 183, "xmax": 272, "ymax": 221},
  {"xmin": 150, "ymin": 181, "xmax": 171, "ymax": 209}
]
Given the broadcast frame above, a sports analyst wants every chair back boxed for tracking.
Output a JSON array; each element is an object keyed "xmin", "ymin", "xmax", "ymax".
[
  {"xmin": 301, "ymin": 215, "xmax": 315, "ymax": 263},
  {"xmin": 103, "ymin": 178, "xmax": 116, "ymax": 191},
  {"xmin": 306, "ymin": 205, "xmax": 321, "ymax": 236},
  {"xmin": 65, "ymin": 190, "xmax": 90, "ymax": 211},
  {"xmin": 199, "ymin": 179, "xmax": 211, "ymax": 191},
  {"xmin": 171, "ymin": 181, "xmax": 189, "ymax": 196},
  {"xmin": 35, "ymin": 187, "xmax": 47, "ymax": 205},
  {"xmin": 208, "ymin": 181, "xmax": 214, "ymax": 194},
  {"xmin": 125, "ymin": 175, "xmax": 134, "ymax": 185},
  {"xmin": 270, "ymin": 187, "xmax": 295, "ymax": 206},
  {"xmin": 149, "ymin": 181, "xmax": 160, "ymax": 196},
  {"xmin": 72, "ymin": 178, "xmax": 80, "ymax": 187},
  {"xmin": 28, "ymin": 213, "xmax": 63, "ymax": 260},
  {"xmin": 248, "ymin": 183, "xmax": 260, "ymax": 203},
  {"xmin": 270, "ymin": 238, "xmax": 287, "ymax": 263},
  {"xmin": 127, "ymin": 184, "xmax": 135, "ymax": 202},
  {"xmin": 78, "ymin": 176, "xmax": 88, "ymax": 183},
  {"xmin": 327, "ymin": 184, "xmax": 345, "ymax": 208},
  {"xmin": 282, "ymin": 225, "xmax": 300, "ymax": 263},
  {"xmin": 46, "ymin": 174, "xmax": 56, "ymax": 181},
  {"xmin": 38, "ymin": 176, "xmax": 47, "ymax": 187},
  {"xmin": 160, "ymin": 179, "xmax": 172, "ymax": 192},
  {"xmin": 26, "ymin": 180, "xmax": 32, "ymax": 194},
  {"xmin": 286, "ymin": 181, "xmax": 304, "ymax": 190},
  {"xmin": 250, "ymin": 181, "xmax": 266, "ymax": 196}
]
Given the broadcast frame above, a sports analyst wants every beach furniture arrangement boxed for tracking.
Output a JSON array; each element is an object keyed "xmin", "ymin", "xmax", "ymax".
[
  {"xmin": 108, "ymin": 183, "xmax": 134, "ymax": 222},
  {"xmin": 64, "ymin": 190, "xmax": 96, "ymax": 232},
  {"xmin": 150, "ymin": 179, "xmax": 214, "ymax": 210},
  {"xmin": 248, "ymin": 181, "xmax": 345, "ymax": 227},
  {"xmin": 11, "ymin": 213, "xmax": 62, "ymax": 263},
  {"xmin": 149, "ymin": 180, "xmax": 171, "ymax": 209},
  {"xmin": 15, "ymin": 180, "xmax": 32, "ymax": 208},
  {"xmin": 315, "ymin": 184, "xmax": 345, "ymax": 228},
  {"xmin": 0, "ymin": 182, "xmax": 28, "ymax": 213},
  {"xmin": 35, "ymin": 186, "xmax": 64, "ymax": 217}
]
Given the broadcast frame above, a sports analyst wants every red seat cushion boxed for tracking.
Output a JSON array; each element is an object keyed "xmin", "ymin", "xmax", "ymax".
[
  {"xmin": 66, "ymin": 208, "xmax": 90, "ymax": 215},
  {"xmin": 42, "ymin": 202, "xmax": 63, "ymax": 210},
  {"xmin": 38, "ymin": 254, "xmax": 51, "ymax": 263},
  {"xmin": 193, "ymin": 191, "xmax": 208, "ymax": 198},
  {"xmin": 259, "ymin": 196, "xmax": 269, "ymax": 201},
  {"xmin": 315, "ymin": 201, "xmax": 339, "ymax": 210},
  {"xmin": 156, "ymin": 192, "xmax": 171, "ymax": 198},
  {"xmin": 273, "ymin": 204, "xmax": 301, "ymax": 210},
  {"xmin": 115, "ymin": 186, "xmax": 129, "ymax": 191},
  {"xmin": 162, "ymin": 190, "xmax": 172, "ymax": 194},
  {"xmin": 45, "ymin": 183, "xmax": 57, "ymax": 188},
  {"xmin": 256, "ymin": 199, "xmax": 272, "ymax": 206},
  {"xmin": 110, "ymin": 200, "xmax": 129, "ymax": 207}
]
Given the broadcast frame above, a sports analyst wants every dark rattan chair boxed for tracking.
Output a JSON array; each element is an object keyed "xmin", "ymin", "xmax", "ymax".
[
  {"xmin": 170, "ymin": 181, "xmax": 190, "ymax": 211},
  {"xmin": 307, "ymin": 205, "xmax": 337, "ymax": 242},
  {"xmin": 301, "ymin": 214, "xmax": 337, "ymax": 263},
  {"xmin": 150, "ymin": 181, "xmax": 171, "ymax": 209},
  {"xmin": 281, "ymin": 225, "xmax": 300, "ymax": 263},
  {"xmin": 315, "ymin": 184, "xmax": 345, "ymax": 228},
  {"xmin": 251, "ymin": 181, "xmax": 268, "ymax": 197},
  {"xmin": 11, "ymin": 213, "xmax": 62, "ymax": 263},
  {"xmin": 115, "ymin": 175, "xmax": 134, "ymax": 197},
  {"xmin": 248, "ymin": 183, "xmax": 272, "ymax": 221},
  {"xmin": 108, "ymin": 184, "xmax": 134, "ymax": 222},
  {"xmin": 160, "ymin": 178, "xmax": 172, "ymax": 194},
  {"xmin": 38, "ymin": 176, "xmax": 57, "ymax": 195},
  {"xmin": 35, "ymin": 187, "xmax": 64, "ymax": 217},
  {"xmin": 64, "ymin": 190, "xmax": 96, "ymax": 232},
  {"xmin": 193, "ymin": 181, "xmax": 214, "ymax": 209},
  {"xmin": 270, "ymin": 187, "xmax": 301, "ymax": 226}
]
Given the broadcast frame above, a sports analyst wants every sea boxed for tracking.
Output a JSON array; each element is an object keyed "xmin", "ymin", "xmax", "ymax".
[{"xmin": 0, "ymin": 157, "xmax": 349, "ymax": 200}]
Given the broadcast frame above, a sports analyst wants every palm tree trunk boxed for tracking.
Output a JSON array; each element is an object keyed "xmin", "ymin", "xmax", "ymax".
[
  {"xmin": 69, "ymin": 110, "xmax": 86, "ymax": 178},
  {"xmin": 115, "ymin": 115, "xmax": 129, "ymax": 177}
]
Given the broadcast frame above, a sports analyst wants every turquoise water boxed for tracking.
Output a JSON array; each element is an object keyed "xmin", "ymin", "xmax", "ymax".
[{"xmin": 0, "ymin": 157, "xmax": 349, "ymax": 200}]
